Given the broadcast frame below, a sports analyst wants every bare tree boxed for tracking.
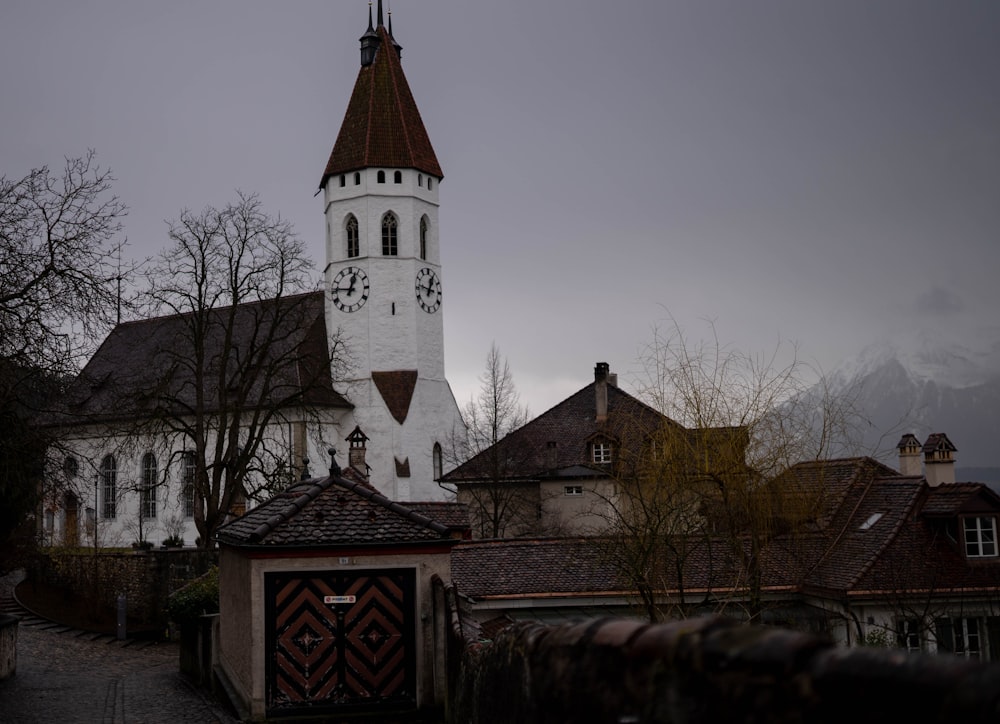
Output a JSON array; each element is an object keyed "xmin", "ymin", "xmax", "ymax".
[
  {"xmin": 138, "ymin": 192, "xmax": 345, "ymax": 547},
  {"xmin": 0, "ymin": 152, "xmax": 131, "ymax": 546},
  {"xmin": 614, "ymin": 318, "xmax": 861, "ymax": 621},
  {"xmin": 1, "ymin": 151, "xmax": 131, "ymax": 374},
  {"xmin": 447, "ymin": 343, "xmax": 533, "ymax": 538}
]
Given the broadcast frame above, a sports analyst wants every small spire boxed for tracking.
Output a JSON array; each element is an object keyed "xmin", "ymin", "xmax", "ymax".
[
  {"xmin": 388, "ymin": 6, "xmax": 402, "ymax": 59},
  {"xmin": 329, "ymin": 447, "xmax": 342, "ymax": 477},
  {"xmin": 377, "ymin": 0, "xmax": 384, "ymax": 28},
  {"xmin": 360, "ymin": 2, "xmax": 379, "ymax": 67}
]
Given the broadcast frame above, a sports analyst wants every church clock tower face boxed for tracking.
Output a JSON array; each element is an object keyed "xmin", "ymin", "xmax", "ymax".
[
  {"xmin": 415, "ymin": 268, "xmax": 441, "ymax": 313},
  {"xmin": 331, "ymin": 266, "xmax": 369, "ymax": 312}
]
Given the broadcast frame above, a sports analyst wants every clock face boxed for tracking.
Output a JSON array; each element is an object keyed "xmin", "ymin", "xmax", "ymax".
[
  {"xmin": 331, "ymin": 266, "xmax": 369, "ymax": 312},
  {"xmin": 415, "ymin": 268, "xmax": 442, "ymax": 313}
]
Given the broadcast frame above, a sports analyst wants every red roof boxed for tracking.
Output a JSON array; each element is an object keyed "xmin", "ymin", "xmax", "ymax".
[{"xmin": 320, "ymin": 25, "xmax": 442, "ymax": 188}]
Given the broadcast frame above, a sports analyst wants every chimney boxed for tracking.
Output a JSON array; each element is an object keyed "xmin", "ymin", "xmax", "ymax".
[
  {"xmin": 594, "ymin": 362, "xmax": 610, "ymax": 424},
  {"xmin": 923, "ymin": 432, "xmax": 957, "ymax": 487},
  {"xmin": 346, "ymin": 426, "xmax": 370, "ymax": 479},
  {"xmin": 897, "ymin": 434, "xmax": 923, "ymax": 476}
]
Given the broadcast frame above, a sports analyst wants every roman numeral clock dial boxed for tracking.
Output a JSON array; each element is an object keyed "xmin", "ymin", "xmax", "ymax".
[
  {"xmin": 415, "ymin": 268, "xmax": 442, "ymax": 313},
  {"xmin": 331, "ymin": 266, "xmax": 369, "ymax": 312}
]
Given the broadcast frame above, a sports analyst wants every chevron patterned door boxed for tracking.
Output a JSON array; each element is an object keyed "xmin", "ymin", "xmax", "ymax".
[{"xmin": 265, "ymin": 568, "xmax": 417, "ymax": 716}]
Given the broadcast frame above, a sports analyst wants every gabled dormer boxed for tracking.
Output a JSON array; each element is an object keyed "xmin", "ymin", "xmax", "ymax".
[{"xmin": 922, "ymin": 483, "xmax": 1000, "ymax": 559}]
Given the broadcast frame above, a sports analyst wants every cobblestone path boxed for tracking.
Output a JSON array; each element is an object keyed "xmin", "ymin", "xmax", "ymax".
[{"xmin": 0, "ymin": 571, "xmax": 237, "ymax": 723}]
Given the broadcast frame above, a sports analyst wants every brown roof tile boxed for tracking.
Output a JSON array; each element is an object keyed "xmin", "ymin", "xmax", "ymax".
[
  {"xmin": 42, "ymin": 291, "xmax": 349, "ymax": 426},
  {"xmin": 216, "ymin": 474, "xmax": 469, "ymax": 548},
  {"xmin": 320, "ymin": 26, "xmax": 442, "ymax": 188}
]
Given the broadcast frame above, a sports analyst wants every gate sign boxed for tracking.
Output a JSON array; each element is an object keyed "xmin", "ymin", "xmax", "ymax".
[{"xmin": 323, "ymin": 595, "xmax": 356, "ymax": 605}]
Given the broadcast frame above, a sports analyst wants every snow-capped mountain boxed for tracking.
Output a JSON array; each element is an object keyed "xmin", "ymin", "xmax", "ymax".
[{"xmin": 823, "ymin": 326, "xmax": 1000, "ymax": 471}]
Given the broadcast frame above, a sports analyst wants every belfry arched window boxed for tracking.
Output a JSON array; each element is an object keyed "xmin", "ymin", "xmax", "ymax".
[
  {"xmin": 377, "ymin": 170, "xmax": 386, "ymax": 184},
  {"xmin": 394, "ymin": 170, "xmax": 402, "ymax": 184},
  {"xmin": 381, "ymin": 212, "xmax": 398, "ymax": 256},
  {"xmin": 345, "ymin": 215, "xmax": 359, "ymax": 258},
  {"xmin": 420, "ymin": 216, "xmax": 429, "ymax": 260}
]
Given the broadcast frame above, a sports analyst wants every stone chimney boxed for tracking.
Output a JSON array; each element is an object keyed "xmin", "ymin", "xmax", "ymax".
[
  {"xmin": 923, "ymin": 432, "xmax": 957, "ymax": 487},
  {"xmin": 346, "ymin": 426, "xmax": 370, "ymax": 479},
  {"xmin": 595, "ymin": 362, "xmax": 610, "ymax": 424},
  {"xmin": 897, "ymin": 433, "xmax": 923, "ymax": 476}
]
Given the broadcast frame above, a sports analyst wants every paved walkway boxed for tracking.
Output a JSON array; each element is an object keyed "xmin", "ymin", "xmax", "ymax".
[{"xmin": 0, "ymin": 571, "xmax": 238, "ymax": 723}]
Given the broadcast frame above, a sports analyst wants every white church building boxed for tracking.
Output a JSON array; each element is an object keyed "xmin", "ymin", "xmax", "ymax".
[{"xmin": 39, "ymin": 5, "xmax": 464, "ymax": 548}]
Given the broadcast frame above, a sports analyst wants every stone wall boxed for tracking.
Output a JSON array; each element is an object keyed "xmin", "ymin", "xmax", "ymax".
[
  {"xmin": 34, "ymin": 549, "xmax": 216, "ymax": 626},
  {"xmin": 451, "ymin": 615, "xmax": 1000, "ymax": 724}
]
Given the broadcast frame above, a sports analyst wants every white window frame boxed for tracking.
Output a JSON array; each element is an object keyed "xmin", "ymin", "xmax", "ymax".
[
  {"xmin": 564, "ymin": 485, "xmax": 583, "ymax": 497},
  {"xmin": 964, "ymin": 516, "xmax": 998, "ymax": 557},
  {"xmin": 592, "ymin": 441, "xmax": 612, "ymax": 464}
]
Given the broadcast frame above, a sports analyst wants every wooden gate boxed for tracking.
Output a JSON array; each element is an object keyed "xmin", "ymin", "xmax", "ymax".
[{"xmin": 265, "ymin": 568, "xmax": 417, "ymax": 716}]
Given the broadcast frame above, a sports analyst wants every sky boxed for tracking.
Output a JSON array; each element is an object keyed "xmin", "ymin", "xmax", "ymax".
[{"xmin": 2, "ymin": 1, "xmax": 998, "ymax": 417}]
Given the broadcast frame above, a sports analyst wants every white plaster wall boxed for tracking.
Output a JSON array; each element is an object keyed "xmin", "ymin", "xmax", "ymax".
[
  {"xmin": 45, "ymin": 409, "xmax": 344, "ymax": 547},
  {"xmin": 322, "ymin": 167, "xmax": 464, "ymax": 502}
]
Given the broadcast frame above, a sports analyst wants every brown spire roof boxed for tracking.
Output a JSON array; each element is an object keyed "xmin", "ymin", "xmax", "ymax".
[{"xmin": 320, "ymin": 25, "xmax": 442, "ymax": 188}]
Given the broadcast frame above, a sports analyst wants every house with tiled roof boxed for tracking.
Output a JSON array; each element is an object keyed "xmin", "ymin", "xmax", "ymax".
[
  {"xmin": 441, "ymin": 362, "xmax": 743, "ymax": 538},
  {"xmin": 214, "ymin": 449, "xmax": 469, "ymax": 720},
  {"xmin": 450, "ymin": 433, "xmax": 1000, "ymax": 658},
  {"xmin": 38, "ymin": 3, "xmax": 465, "ymax": 547}
]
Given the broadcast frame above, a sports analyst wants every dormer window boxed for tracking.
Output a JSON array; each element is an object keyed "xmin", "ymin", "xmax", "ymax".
[
  {"xmin": 964, "ymin": 517, "xmax": 997, "ymax": 557},
  {"xmin": 592, "ymin": 441, "xmax": 612, "ymax": 464}
]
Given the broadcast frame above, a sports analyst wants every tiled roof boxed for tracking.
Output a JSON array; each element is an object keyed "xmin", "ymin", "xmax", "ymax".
[
  {"xmin": 40, "ymin": 291, "xmax": 348, "ymax": 426},
  {"xmin": 442, "ymin": 382, "xmax": 680, "ymax": 483},
  {"xmin": 216, "ymin": 473, "xmax": 469, "ymax": 548},
  {"xmin": 320, "ymin": 25, "xmax": 442, "ymax": 188},
  {"xmin": 452, "ymin": 539, "xmax": 626, "ymax": 598},
  {"xmin": 451, "ymin": 457, "xmax": 1000, "ymax": 604}
]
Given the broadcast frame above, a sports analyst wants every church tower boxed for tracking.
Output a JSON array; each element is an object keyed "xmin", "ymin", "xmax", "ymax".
[{"xmin": 319, "ymin": 3, "xmax": 463, "ymax": 501}]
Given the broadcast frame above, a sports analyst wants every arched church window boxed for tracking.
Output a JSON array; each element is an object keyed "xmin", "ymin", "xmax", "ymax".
[
  {"xmin": 433, "ymin": 443, "xmax": 443, "ymax": 480},
  {"xmin": 63, "ymin": 456, "xmax": 78, "ymax": 479},
  {"xmin": 354, "ymin": 172, "xmax": 361, "ymax": 186},
  {"xmin": 420, "ymin": 216, "xmax": 429, "ymax": 260},
  {"xmin": 345, "ymin": 215, "xmax": 360, "ymax": 258},
  {"xmin": 377, "ymin": 170, "xmax": 386, "ymax": 184},
  {"xmin": 141, "ymin": 452, "xmax": 157, "ymax": 519},
  {"xmin": 101, "ymin": 455, "xmax": 117, "ymax": 519},
  {"xmin": 339, "ymin": 174, "xmax": 346, "ymax": 188},
  {"xmin": 418, "ymin": 174, "xmax": 423, "ymax": 187},
  {"xmin": 427, "ymin": 178, "xmax": 433, "ymax": 190},
  {"xmin": 381, "ymin": 212, "xmax": 398, "ymax": 256},
  {"xmin": 394, "ymin": 170, "xmax": 402, "ymax": 184}
]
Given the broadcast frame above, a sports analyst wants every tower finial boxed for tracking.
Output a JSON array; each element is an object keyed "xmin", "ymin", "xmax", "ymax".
[
  {"xmin": 377, "ymin": 0, "xmax": 384, "ymax": 28},
  {"xmin": 387, "ymin": 3, "xmax": 402, "ymax": 59},
  {"xmin": 367, "ymin": 1, "xmax": 374, "ymax": 31}
]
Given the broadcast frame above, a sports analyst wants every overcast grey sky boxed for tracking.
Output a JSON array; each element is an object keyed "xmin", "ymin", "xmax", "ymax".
[{"xmin": 2, "ymin": 1, "xmax": 998, "ymax": 414}]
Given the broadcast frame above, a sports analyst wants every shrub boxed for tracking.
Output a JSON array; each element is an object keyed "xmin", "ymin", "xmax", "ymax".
[{"xmin": 166, "ymin": 566, "xmax": 219, "ymax": 626}]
